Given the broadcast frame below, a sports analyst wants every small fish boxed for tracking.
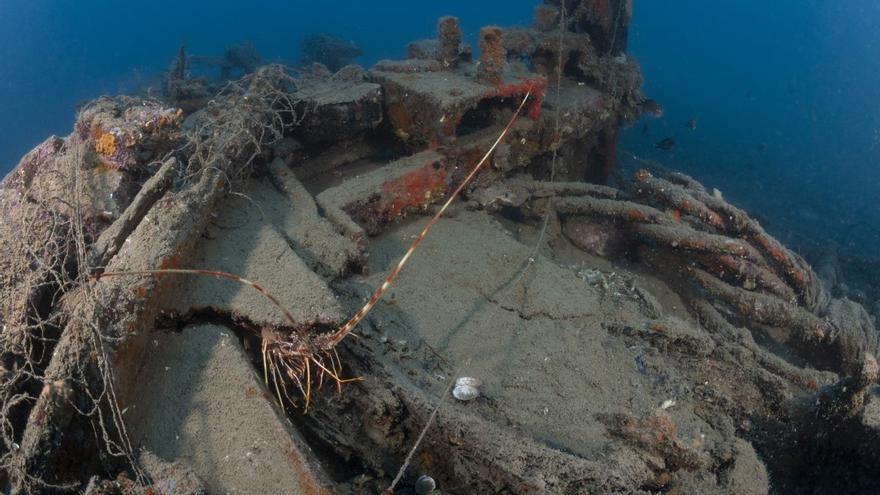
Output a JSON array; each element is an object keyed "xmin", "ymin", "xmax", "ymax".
[
  {"xmin": 641, "ymin": 123, "xmax": 649, "ymax": 135},
  {"xmin": 640, "ymin": 98, "xmax": 663, "ymax": 118},
  {"xmin": 655, "ymin": 137, "xmax": 676, "ymax": 150},
  {"xmin": 686, "ymin": 117, "xmax": 697, "ymax": 130}
]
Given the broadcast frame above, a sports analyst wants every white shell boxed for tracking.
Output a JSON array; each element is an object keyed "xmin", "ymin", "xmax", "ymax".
[
  {"xmin": 452, "ymin": 376, "xmax": 481, "ymax": 401},
  {"xmin": 455, "ymin": 376, "xmax": 481, "ymax": 387},
  {"xmin": 415, "ymin": 474, "xmax": 436, "ymax": 495}
]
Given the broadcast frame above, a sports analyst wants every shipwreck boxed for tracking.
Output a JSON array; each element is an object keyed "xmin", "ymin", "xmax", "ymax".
[{"xmin": 2, "ymin": 1, "xmax": 880, "ymax": 494}]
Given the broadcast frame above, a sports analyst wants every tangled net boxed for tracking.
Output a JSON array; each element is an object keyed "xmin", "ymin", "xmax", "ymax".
[
  {"xmin": 0, "ymin": 139, "xmax": 144, "ymax": 491},
  {"xmin": 180, "ymin": 64, "xmax": 305, "ymax": 181},
  {"xmin": 0, "ymin": 63, "xmax": 313, "ymax": 492}
]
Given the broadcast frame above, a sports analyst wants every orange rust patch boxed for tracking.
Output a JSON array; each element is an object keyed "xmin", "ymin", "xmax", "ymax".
[
  {"xmin": 586, "ymin": 0, "xmax": 613, "ymax": 27},
  {"xmin": 649, "ymin": 322, "xmax": 668, "ymax": 333},
  {"xmin": 626, "ymin": 209, "xmax": 646, "ymax": 222},
  {"xmin": 158, "ymin": 108, "xmax": 184, "ymax": 129},
  {"xmin": 285, "ymin": 449, "xmax": 332, "ymax": 495},
  {"xmin": 90, "ymin": 123, "xmax": 105, "ymax": 140},
  {"xmin": 462, "ymin": 144, "xmax": 489, "ymax": 167},
  {"xmin": 159, "ymin": 253, "xmax": 183, "ymax": 270},
  {"xmin": 440, "ymin": 111, "xmax": 461, "ymax": 136},
  {"xmin": 706, "ymin": 211, "xmax": 725, "ymax": 228},
  {"xmin": 490, "ymin": 76, "xmax": 548, "ymax": 120},
  {"xmin": 378, "ymin": 161, "xmax": 447, "ymax": 218},
  {"xmin": 387, "ymin": 102, "xmax": 415, "ymax": 136}
]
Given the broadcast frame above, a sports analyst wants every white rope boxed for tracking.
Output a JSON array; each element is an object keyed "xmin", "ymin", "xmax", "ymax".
[{"xmin": 386, "ymin": 6, "xmax": 568, "ymax": 492}]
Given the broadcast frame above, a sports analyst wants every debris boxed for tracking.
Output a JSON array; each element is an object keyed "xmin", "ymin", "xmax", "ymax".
[
  {"xmin": 300, "ymin": 33, "xmax": 363, "ymax": 72},
  {"xmin": 192, "ymin": 42, "xmax": 262, "ymax": 77},
  {"xmin": 598, "ymin": 411, "xmax": 710, "ymax": 471},
  {"xmin": 292, "ymin": 74, "xmax": 383, "ymax": 144},
  {"xmin": 533, "ymin": 4, "xmax": 561, "ymax": 32},
  {"xmin": 640, "ymin": 98, "xmax": 663, "ymax": 117}
]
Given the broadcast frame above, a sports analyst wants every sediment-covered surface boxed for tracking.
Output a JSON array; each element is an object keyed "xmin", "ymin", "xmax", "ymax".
[
  {"xmin": 2, "ymin": 1, "xmax": 880, "ymax": 494},
  {"xmin": 126, "ymin": 324, "xmax": 329, "ymax": 495}
]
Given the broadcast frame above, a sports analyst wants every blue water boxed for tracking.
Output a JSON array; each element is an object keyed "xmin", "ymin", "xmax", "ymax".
[
  {"xmin": 1, "ymin": 1, "xmax": 878, "ymax": 253},
  {"xmin": 622, "ymin": 1, "xmax": 880, "ymax": 255},
  {"xmin": 0, "ymin": 0, "xmax": 535, "ymax": 170}
]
